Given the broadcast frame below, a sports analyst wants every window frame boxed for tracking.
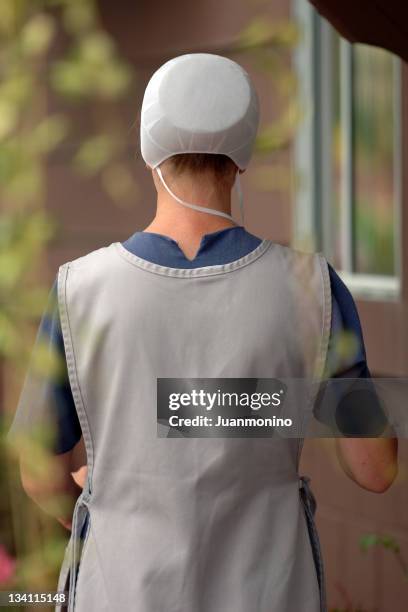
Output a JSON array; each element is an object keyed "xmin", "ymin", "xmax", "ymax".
[{"xmin": 293, "ymin": 0, "xmax": 403, "ymax": 301}]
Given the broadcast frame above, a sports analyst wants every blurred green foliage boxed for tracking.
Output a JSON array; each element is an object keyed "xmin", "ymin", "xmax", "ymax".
[
  {"xmin": 0, "ymin": 211, "xmax": 54, "ymax": 361},
  {"xmin": 353, "ymin": 45, "xmax": 396, "ymax": 276},
  {"xmin": 353, "ymin": 46, "xmax": 394, "ymax": 168},
  {"xmin": 360, "ymin": 533, "xmax": 408, "ymax": 581},
  {"xmin": 0, "ymin": 0, "xmax": 137, "ymax": 363},
  {"xmin": 0, "ymin": 0, "xmax": 137, "ymax": 602},
  {"xmin": 354, "ymin": 203, "xmax": 395, "ymax": 276},
  {"xmin": 330, "ymin": 40, "xmax": 397, "ymax": 275},
  {"xmin": 234, "ymin": 17, "xmax": 301, "ymax": 157}
]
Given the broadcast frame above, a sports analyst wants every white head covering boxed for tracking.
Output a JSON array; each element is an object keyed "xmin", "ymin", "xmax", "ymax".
[{"xmin": 140, "ymin": 53, "xmax": 260, "ymax": 223}]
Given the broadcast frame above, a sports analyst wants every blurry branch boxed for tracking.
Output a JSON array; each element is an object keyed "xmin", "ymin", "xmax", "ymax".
[
  {"xmin": 234, "ymin": 17, "xmax": 299, "ymax": 53},
  {"xmin": 255, "ymin": 101, "xmax": 301, "ymax": 153},
  {"xmin": 50, "ymin": 31, "xmax": 132, "ymax": 100},
  {"xmin": 232, "ymin": 17, "xmax": 301, "ymax": 161},
  {"xmin": 360, "ymin": 534, "xmax": 408, "ymax": 582},
  {"xmin": 0, "ymin": 212, "xmax": 54, "ymax": 363},
  {"xmin": 0, "ymin": 0, "xmax": 138, "ymax": 362},
  {"xmin": 331, "ymin": 580, "xmax": 374, "ymax": 612}
]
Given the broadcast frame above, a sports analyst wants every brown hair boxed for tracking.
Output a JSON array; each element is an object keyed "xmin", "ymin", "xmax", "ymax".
[{"xmin": 167, "ymin": 153, "xmax": 237, "ymax": 178}]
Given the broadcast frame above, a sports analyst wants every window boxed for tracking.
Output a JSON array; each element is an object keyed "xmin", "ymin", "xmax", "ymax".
[{"xmin": 293, "ymin": 0, "xmax": 402, "ymax": 299}]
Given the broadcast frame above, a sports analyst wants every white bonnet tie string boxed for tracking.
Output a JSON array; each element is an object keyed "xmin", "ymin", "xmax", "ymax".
[{"xmin": 156, "ymin": 166, "xmax": 244, "ymax": 224}]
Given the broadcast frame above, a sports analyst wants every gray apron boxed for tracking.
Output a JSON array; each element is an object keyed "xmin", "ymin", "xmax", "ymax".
[{"xmin": 56, "ymin": 239, "xmax": 331, "ymax": 612}]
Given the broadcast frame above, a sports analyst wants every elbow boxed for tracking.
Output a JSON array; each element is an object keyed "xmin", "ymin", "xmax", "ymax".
[
  {"xmin": 376, "ymin": 465, "xmax": 398, "ymax": 493},
  {"xmin": 358, "ymin": 462, "xmax": 398, "ymax": 494},
  {"xmin": 337, "ymin": 437, "xmax": 398, "ymax": 494},
  {"xmin": 20, "ymin": 465, "xmax": 41, "ymax": 502},
  {"xmin": 365, "ymin": 479, "xmax": 395, "ymax": 494},
  {"xmin": 19, "ymin": 455, "xmax": 53, "ymax": 503}
]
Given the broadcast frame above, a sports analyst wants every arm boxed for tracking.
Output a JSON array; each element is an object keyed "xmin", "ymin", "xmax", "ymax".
[
  {"xmin": 335, "ymin": 436, "xmax": 398, "ymax": 493},
  {"xmin": 20, "ymin": 446, "xmax": 82, "ymax": 531},
  {"xmin": 10, "ymin": 277, "xmax": 84, "ymax": 528},
  {"xmin": 325, "ymin": 265, "xmax": 398, "ymax": 493},
  {"xmin": 19, "ymin": 436, "xmax": 87, "ymax": 530}
]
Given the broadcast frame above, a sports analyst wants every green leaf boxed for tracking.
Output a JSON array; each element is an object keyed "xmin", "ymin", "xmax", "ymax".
[
  {"xmin": 73, "ymin": 134, "xmax": 117, "ymax": 174},
  {"xmin": 50, "ymin": 59, "xmax": 90, "ymax": 98},
  {"xmin": 29, "ymin": 115, "xmax": 69, "ymax": 154},
  {"xmin": 96, "ymin": 63, "xmax": 132, "ymax": 98},
  {"xmin": 360, "ymin": 534, "xmax": 382, "ymax": 552},
  {"xmin": 0, "ymin": 71, "xmax": 33, "ymax": 108},
  {"xmin": 237, "ymin": 18, "xmax": 299, "ymax": 51},
  {"xmin": 0, "ymin": 100, "xmax": 18, "ymax": 138},
  {"xmin": 21, "ymin": 13, "xmax": 56, "ymax": 56},
  {"xmin": 380, "ymin": 536, "xmax": 400, "ymax": 553},
  {"xmin": 360, "ymin": 533, "xmax": 400, "ymax": 553},
  {"xmin": 62, "ymin": 0, "xmax": 97, "ymax": 34},
  {"xmin": 79, "ymin": 31, "xmax": 115, "ymax": 64}
]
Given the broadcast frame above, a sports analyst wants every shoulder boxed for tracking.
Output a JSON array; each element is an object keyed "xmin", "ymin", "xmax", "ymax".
[
  {"xmin": 325, "ymin": 263, "xmax": 369, "ymax": 373},
  {"xmin": 59, "ymin": 243, "xmax": 118, "ymax": 272},
  {"xmin": 264, "ymin": 241, "xmax": 327, "ymax": 268},
  {"xmin": 57, "ymin": 244, "xmax": 124, "ymax": 290},
  {"xmin": 262, "ymin": 243, "xmax": 329, "ymax": 292},
  {"xmin": 57, "ymin": 243, "xmax": 125, "ymax": 304},
  {"xmin": 262, "ymin": 243, "xmax": 331, "ymax": 327},
  {"xmin": 327, "ymin": 263, "xmax": 363, "ymax": 331}
]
